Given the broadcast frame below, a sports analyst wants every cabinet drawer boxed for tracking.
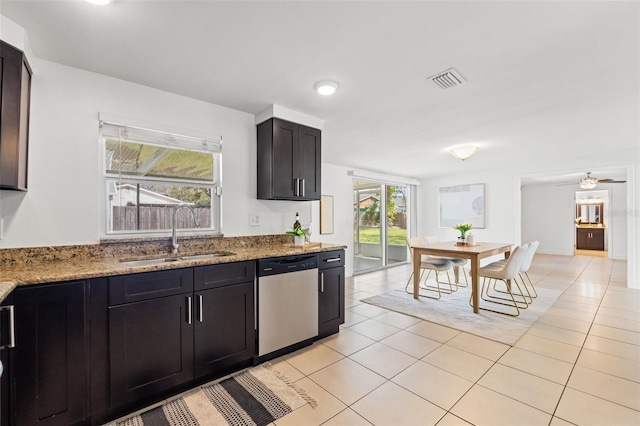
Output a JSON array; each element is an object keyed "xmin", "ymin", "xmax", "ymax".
[
  {"xmin": 109, "ymin": 268, "xmax": 193, "ymax": 305},
  {"xmin": 194, "ymin": 261, "xmax": 255, "ymax": 291},
  {"xmin": 318, "ymin": 250, "xmax": 345, "ymax": 269}
]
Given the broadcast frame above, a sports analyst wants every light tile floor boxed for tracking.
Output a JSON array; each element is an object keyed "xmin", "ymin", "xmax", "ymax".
[{"xmin": 272, "ymin": 254, "xmax": 640, "ymax": 425}]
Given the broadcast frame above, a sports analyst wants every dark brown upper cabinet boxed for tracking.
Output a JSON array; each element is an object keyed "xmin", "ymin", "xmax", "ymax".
[
  {"xmin": 0, "ymin": 40, "xmax": 32, "ymax": 191},
  {"xmin": 257, "ymin": 117, "xmax": 321, "ymax": 201}
]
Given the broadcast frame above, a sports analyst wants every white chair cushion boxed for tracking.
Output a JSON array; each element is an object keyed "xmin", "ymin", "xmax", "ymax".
[{"xmin": 420, "ymin": 259, "xmax": 453, "ymax": 271}]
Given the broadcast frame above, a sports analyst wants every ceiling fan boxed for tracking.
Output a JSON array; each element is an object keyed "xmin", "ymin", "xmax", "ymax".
[{"xmin": 558, "ymin": 172, "xmax": 626, "ymax": 189}]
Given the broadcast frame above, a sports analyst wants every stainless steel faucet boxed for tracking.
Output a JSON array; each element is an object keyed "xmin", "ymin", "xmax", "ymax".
[{"xmin": 172, "ymin": 204, "xmax": 200, "ymax": 254}]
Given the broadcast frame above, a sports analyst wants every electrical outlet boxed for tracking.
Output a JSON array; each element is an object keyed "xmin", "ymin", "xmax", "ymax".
[
  {"xmin": 0, "ymin": 218, "xmax": 3, "ymax": 240},
  {"xmin": 249, "ymin": 214, "xmax": 260, "ymax": 226}
]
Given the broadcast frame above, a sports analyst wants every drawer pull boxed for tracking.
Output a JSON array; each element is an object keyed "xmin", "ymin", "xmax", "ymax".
[
  {"xmin": 325, "ymin": 257, "xmax": 341, "ymax": 263},
  {"xmin": 187, "ymin": 296, "xmax": 192, "ymax": 325},
  {"xmin": 0, "ymin": 305, "xmax": 15, "ymax": 350}
]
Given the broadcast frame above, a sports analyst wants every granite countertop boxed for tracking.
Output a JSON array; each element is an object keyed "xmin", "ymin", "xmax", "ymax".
[
  {"xmin": 0, "ymin": 282, "xmax": 16, "ymax": 303},
  {"xmin": 577, "ymin": 224, "xmax": 605, "ymax": 229},
  {"xmin": 0, "ymin": 242, "xmax": 346, "ymax": 293}
]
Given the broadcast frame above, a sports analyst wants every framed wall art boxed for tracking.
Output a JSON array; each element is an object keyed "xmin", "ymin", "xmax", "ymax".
[
  {"xmin": 320, "ymin": 195, "xmax": 334, "ymax": 234},
  {"xmin": 438, "ymin": 183, "xmax": 485, "ymax": 228}
]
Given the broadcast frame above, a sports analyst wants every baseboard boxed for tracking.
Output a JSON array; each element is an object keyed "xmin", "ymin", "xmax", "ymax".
[
  {"xmin": 536, "ymin": 249, "xmax": 574, "ymax": 256},
  {"xmin": 608, "ymin": 253, "xmax": 628, "ymax": 260}
]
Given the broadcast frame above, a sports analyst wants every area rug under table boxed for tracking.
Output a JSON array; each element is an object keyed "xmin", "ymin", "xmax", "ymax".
[
  {"xmin": 361, "ymin": 285, "xmax": 562, "ymax": 346},
  {"xmin": 107, "ymin": 364, "xmax": 315, "ymax": 426}
]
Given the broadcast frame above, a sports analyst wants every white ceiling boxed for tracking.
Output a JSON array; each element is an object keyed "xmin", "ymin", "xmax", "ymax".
[{"xmin": 1, "ymin": 1, "xmax": 638, "ymax": 182}]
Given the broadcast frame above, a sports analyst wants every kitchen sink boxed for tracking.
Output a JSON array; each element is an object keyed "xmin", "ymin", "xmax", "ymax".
[{"xmin": 119, "ymin": 251, "xmax": 235, "ymax": 267}]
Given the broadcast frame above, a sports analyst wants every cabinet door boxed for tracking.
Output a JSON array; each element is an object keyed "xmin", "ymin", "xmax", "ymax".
[
  {"xmin": 591, "ymin": 229, "xmax": 605, "ymax": 250},
  {"xmin": 194, "ymin": 282, "xmax": 255, "ymax": 378},
  {"xmin": 109, "ymin": 294, "xmax": 194, "ymax": 409},
  {"xmin": 257, "ymin": 118, "xmax": 321, "ymax": 201},
  {"xmin": 297, "ymin": 125, "xmax": 321, "ymax": 200},
  {"xmin": 272, "ymin": 118, "xmax": 298, "ymax": 198},
  {"xmin": 318, "ymin": 267, "xmax": 345, "ymax": 339},
  {"xmin": 0, "ymin": 41, "xmax": 31, "ymax": 191},
  {"xmin": 13, "ymin": 281, "xmax": 87, "ymax": 426},
  {"xmin": 576, "ymin": 229, "xmax": 589, "ymax": 250},
  {"xmin": 1, "ymin": 295, "xmax": 14, "ymax": 426}
]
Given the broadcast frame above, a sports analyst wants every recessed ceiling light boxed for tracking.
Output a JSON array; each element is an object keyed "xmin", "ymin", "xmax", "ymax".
[
  {"xmin": 86, "ymin": 0, "xmax": 111, "ymax": 5},
  {"xmin": 314, "ymin": 80, "xmax": 338, "ymax": 96}
]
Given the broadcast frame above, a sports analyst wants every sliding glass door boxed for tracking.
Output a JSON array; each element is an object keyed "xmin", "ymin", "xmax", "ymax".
[
  {"xmin": 386, "ymin": 185, "xmax": 408, "ymax": 266},
  {"xmin": 353, "ymin": 181, "xmax": 408, "ymax": 274}
]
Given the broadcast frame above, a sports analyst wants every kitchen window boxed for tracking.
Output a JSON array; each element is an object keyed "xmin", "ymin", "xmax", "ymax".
[{"xmin": 101, "ymin": 121, "xmax": 222, "ymax": 235}]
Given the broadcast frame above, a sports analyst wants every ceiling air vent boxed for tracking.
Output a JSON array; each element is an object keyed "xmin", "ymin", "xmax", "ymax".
[{"xmin": 427, "ymin": 68, "xmax": 466, "ymax": 90}]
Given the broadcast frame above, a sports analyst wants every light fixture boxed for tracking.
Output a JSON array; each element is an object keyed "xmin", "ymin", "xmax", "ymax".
[
  {"xmin": 449, "ymin": 145, "xmax": 479, "ymax": 161},
  {"xmin": 579, "ymin": 172, "xmax": 598, "ymax": 189},
  {"xmin": 579, "ymin": 178, "xmax": 597, "ymax": 189},
  {"xmin": 314, "ymin": 80, "xmax": 338, "ymax": 96},
  {"xmin": 85, "ymin": 0, "xmax": 111, "ymax": 5}
]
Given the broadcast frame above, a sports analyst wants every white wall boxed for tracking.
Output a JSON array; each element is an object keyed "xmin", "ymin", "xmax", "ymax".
[
  {"xmin": 0, "ymin": 56, "xmax": 355, "ymax": 271},
  {"xmin": 521, "ymin": 184, "xmax": 628, "ymax": 258},
  {"xmin": 310, "ymin": 163, "xmax": 354, "ymax": 276},
  {"xmin": 608, "ymin": 183, "xmax": 628, "ymax": 259},
  {"xmin": 0, "ymin": 59, "xmax": 344, "ymax": 245},
  {"xmin": 522, "ymin": 184, "xmax": 578, "ymax": 256}
]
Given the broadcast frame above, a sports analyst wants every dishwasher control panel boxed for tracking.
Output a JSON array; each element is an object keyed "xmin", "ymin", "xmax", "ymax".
[{"xmin": 257, "ymin": 254, "xmax": 318, "ymax": 276}]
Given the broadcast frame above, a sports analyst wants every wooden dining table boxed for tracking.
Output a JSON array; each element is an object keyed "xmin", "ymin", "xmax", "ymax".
[{"xmin": 412, "ymin": 241, "xmax": 513, "ymax": 313}]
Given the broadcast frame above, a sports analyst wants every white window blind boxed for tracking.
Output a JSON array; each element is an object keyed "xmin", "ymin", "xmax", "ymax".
[{"xmin": 101, "ymin": 121, "xmax": 221, "ymax": 154}]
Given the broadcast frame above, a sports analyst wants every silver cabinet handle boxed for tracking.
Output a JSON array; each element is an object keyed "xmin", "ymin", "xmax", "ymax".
[
  {"xmin": 198, "ymin": 294, "xmax": 204, "ymax": 323},
  {"xmin": 0, "ymin": 305, "xmax": 15, "ymax": 350},
  {"xmin": 325, "ymin": 257, "xmax": 341, "ymax": 263},
  {"xmin": 294, "ymin": 178, "xmax": 300, "ymax": 196},
  {"xmin": 320, "ymin": 272, "xmax": 324, "ymax": 293},
  {"xmin": 301, "ymin": 179, "xmax": 305, "ymax": 197},
  {"xmin": 187, "ymin": 296, "xmax": 192, "ymax": 325}
]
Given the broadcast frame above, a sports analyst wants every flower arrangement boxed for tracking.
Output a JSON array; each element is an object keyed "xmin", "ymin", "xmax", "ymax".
[{"xmin": 453, "ymin": 223, "xmax": 473, "ymax": 239}]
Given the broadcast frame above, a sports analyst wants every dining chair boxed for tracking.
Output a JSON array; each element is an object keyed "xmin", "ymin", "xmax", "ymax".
[
  {"xmin": 472, "ymin": 244, "xmax": 529, "ymax": 316},
  {"xmin": 405, "ymin": 237, "xmax": 455, "ymax": 300},
  {"xmin": 489, "ymin": 240, "xmax": 539, "ymax": 303},
  {"xmin": 424, "ymin": 235, "xmax": 469, "ymax": 287}
]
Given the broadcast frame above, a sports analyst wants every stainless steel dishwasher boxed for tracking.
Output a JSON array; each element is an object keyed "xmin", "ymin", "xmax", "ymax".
[{"xmin": 256, "ymin": 254, "xmax": 318, "ymax": 360}]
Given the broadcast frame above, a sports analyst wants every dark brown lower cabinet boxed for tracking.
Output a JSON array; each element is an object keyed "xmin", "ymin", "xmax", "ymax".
[
  {"xmin": 317, "ymin": 250, "xmax": 345, "ymax": 339},
  {"xmin": 107, "ymin": 262, "xmax": 255, "ymax": 417},
  {"xmin": 1, "ymin": 295, "xmax": 15, "ymax": 426},
  {"xmin": 576, "ymin": 228, "xmax": 605, "ymax": 250},
  {"xmin": 12, "ymin": 281, "xmax": 88, "ymax": 426},
  {"xmin": 4, "ymin": 260, "xmax": 257, "ymax": 425},
  {"xmin": 109, "ymin": 294, "xmax": 195, "ymax": 409}
]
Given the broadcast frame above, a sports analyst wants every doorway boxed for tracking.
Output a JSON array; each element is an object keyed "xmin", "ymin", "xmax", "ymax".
[
  {"xmin": 353, "ymin": 180, "xmax": 408, "ymax": 274},
  {"xmin": 575, "ymin": 190, "xmax": 608, "ymax": 255}
]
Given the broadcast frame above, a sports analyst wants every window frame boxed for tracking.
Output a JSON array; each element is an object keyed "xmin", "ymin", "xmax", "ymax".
[{"xmin": 99, "ymin": 120, "xmax": 222, "ymax": 237}]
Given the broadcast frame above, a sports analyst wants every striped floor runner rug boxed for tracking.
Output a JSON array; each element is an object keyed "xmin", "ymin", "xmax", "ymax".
[{"xmin": 108, "ymin": 365, "xmax": 315, "ymax": 426}]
